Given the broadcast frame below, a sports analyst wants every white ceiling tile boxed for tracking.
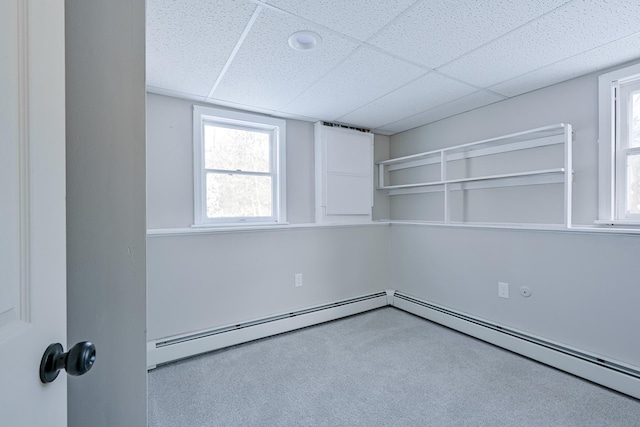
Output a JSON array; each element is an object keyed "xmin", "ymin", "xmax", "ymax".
[
  {"xmin": 490, "ymin": 32, "xmax": 640, "ymax": 97},
  {"xmin": 439, "ymin": 0, "xmax": 640, "ymax": 88},
  {"xmin": 369, "ymin": 0, "xmax": 570, "ymax": 69},
  {"xmin": 147, "ymin": 0, "xmax": 640, "ymax": 133},
  {"xmin": 380, "ymin": 91, "xmax": 505, "ymax": 133},
  {"xmin": 146, "ymin": 0, "xmax": 257, "ymax": 97},
  {"xmin": 338, "ymin": 73, "xmax": 477, "ymax": 129},
  {"xmin": 212, "ymin": 8, "xmax": 359, "ymax": 110},
  {"xmin": 264, "ymin": 0, "xmax": 416, "ymax": 41},
  {"xmin": 281, "ymin": 47, "xmax": 426, "ymax": 123}
]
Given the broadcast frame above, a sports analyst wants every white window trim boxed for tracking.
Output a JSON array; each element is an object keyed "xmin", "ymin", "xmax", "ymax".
[
  {"xmin": 192, "ymin": 105, "xmax": 287, "ymax": 226},
  {"xmin": 598, "ymin": 62, "xmax": 640, "ymax": 225}
]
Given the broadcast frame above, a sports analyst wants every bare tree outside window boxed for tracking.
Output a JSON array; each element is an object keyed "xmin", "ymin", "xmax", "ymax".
[
  {"xmin": 203, "ymin": 124, "xmax": 273, "ymax": 218},
  {"xmin": 627, "ymin": 154, "xmax": 640, "ymax": 214},
  {"xmin": 631, "ymin": 93, "xmax": 640, "ymax": 148},
  {"xmin": 627, "ymin": 92, "xmax": 640, "ymax": 214}
]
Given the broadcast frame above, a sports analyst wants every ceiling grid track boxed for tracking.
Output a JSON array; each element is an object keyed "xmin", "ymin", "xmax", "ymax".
[
  {"xmin": 248, "ymin": 0, "xmax": 365, "ymax": 46},
  {"xmin": 487, "ymin": 28, "xmax": 640, "ymax": 94},
  {"xmin": 377, "ymin": 91, "xmax": 502, "ymax": 130},
  {"xmin": 206, "ymin": 5, "xmax": 263, "ymax": 100},
  {"xmin": 278, "ymin": 45, "xmax": 365, "ymax": 111},
  {"xmin": 433, "ymin": 0, "xmax": 577, "ymax": 72},
  {"xmin": 247, "ymin": 0, "xmax": 439, "ymax": 115},
  {"xmin": 147, "ymin": 0, "xmax": 640, "ymax": 134}
]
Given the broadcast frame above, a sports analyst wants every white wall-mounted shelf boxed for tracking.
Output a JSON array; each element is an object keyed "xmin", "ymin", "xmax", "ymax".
[{"xmin": 378, "ymin": 123, "xmax": 573, "ymax": 227}]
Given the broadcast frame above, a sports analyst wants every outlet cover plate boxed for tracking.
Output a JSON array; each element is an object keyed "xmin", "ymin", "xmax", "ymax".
[{"xmin": 498, "ymin": 282, "xmax": 509, "ymax": 299}]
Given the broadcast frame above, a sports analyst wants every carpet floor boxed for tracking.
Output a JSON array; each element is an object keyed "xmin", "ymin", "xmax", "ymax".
[{"xmin": 148, "ymin": 307, "xmax": 640, "ymax": 426}]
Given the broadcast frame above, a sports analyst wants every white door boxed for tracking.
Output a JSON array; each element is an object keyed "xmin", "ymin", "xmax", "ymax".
[{"xmin": 0, "ymin": 1, "xmax": 67, "ymax": 425}]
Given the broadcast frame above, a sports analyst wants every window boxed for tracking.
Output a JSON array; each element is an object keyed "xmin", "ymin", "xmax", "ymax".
[
  {"xmin": 598, "ymin": 63, "xmax": 640, "ymax": 224},
  {"xmin": 193, "ymin": 105, "xmax": 286, "ymax": 225}
]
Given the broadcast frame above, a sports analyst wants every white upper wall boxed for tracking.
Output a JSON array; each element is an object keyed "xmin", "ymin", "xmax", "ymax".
[
  {"xmin": 390, "ymin": 72, "xmax": 598, "ymax": 225},
  {"xmin": 146, "ymin": 93, "xmax": 389, "ymax": 228}
]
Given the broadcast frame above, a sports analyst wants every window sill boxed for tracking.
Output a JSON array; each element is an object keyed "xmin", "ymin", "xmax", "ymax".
[
  {"xmin": 594, "ymin": 219, "xmax": 640, "ymax": 227},
  {"xmin": 147, "ymin": 221, "xmax": 390, "ymax": 236},
  {"xmin": 389, "ymin": 220, "xmax": 640, "ymax": 235},
  {"xmin": 191, "ymin": 221, "xmax": 288, "ymax": 229}
]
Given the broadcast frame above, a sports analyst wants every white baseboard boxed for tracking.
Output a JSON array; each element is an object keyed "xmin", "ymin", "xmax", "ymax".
[
  {"xmin": 147, "ymin": 289, "xmax": 640, "ymax": 400},
  {"xmin": 391, "ymin": 291, "xmax": 640, "ymax": 400},
  {"xmin": 147, "ymin": 292, "xmax": 388, "ymax": 369}
]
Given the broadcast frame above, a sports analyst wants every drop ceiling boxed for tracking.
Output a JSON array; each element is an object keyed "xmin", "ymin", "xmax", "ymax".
[{"xmin": 147, "ymin": 0, "xmax": 640, "ymax": 135}]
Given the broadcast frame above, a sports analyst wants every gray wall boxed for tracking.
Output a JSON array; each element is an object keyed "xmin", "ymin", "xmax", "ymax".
[
  {"xmin": 146, "ymin": 93, "xmax": 390, "ymax": 227},
  {"xmin": 148, "ymin": 225, "xmax": 389, "ymax": 340},
  {"xmin": 391, "ymin": 74, "xmax": 597, "ymax": 225},
  {"xmin": 391, "ymin": 225, "xmax": 640, "ymax": 368},
  {"xmin": 66, "ymin": 1, "xmax": 147, "ymax": 426},
  {"xmin": 389, "ymin": 73, "xmax": 640, "ymax": 369},
  {"xmin": 146, "ymin": 94, "xmax": 390, "ymax": 341}
]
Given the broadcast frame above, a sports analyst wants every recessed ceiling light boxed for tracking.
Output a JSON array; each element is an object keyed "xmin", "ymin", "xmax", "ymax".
[{"xmin": 288, "ymin": 31, "xmax": 321, "ymax": 51}]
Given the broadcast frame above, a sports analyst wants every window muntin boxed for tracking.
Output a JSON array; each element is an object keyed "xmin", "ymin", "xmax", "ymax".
[{"xmin": 193, "ymin": 105, "xmax": 286, "ymax": 225}]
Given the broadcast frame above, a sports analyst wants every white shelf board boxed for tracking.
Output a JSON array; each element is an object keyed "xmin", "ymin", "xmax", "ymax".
[
  {"xmin": 380, "ymin": 168, "xmax": 565, "ymax": 191},
  {"xmin": 386, "ymin": 134, "xmax": 565, "ymax": 172},
  {"xmin": 378, "ymin": 123, "xmax": 567, "ymax": 169},
  {"xmin": 446, "ymin": 168, "xmax": 564, "ymax": 184},
  {"xmin": 378, "ymin": 148, "xmax": 442, "ymax": 166},
  {"xmin": 444, "ymin": 123, "xmax": 567, "ymax": 155},
  {"xmin": 390, "ymin": 220, "xmax": 640, "ymax": 235},
  {"xmin": 380, "ymin": 123, "xmax": 572, "ymax": 228},
  {"xmin": 388, "ymin": 172, "xmax": 565, "ymax": 196},
  {"xmin": 380, "ymin": 181, "xmax": 444, "ymax": 190}
]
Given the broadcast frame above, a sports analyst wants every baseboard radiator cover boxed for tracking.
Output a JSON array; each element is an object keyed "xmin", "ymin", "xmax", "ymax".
[
  {"xmin": 392, "ymin": 292, "xmax": 640, "ymax": 400},
  {"xmin": 147, "ymin": 292, "xmax": 388, "ymax": 369}
]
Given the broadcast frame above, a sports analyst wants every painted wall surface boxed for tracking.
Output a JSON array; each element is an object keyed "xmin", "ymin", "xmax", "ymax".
[
  {"xmin": 391, "ymin": 73, "xmax": 596, "ymax": 225},
  {"xmin": 66, "ymin": 1, "xmax": 147, "ymax": 426},
  {"xmin": 389, "ymin": 72, "xmax": 640, "ymax": 370},
  {"xmin": 146, "ymin": 94, "xmax": 390, "ymax": 341},
  {"xmin": 146, "ymin": 93, "xmax": 390, "ymax": 227},
  {"xmin": 148, "ymin": 225, "xmax": 389, "ymax": 340},
  {"xmin": 390, "ymin": 225, "xmax": 640, "ymax": 368}
]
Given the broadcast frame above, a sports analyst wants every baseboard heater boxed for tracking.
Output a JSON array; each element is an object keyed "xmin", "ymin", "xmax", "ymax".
[
  {"xmin": 147, "ymin": 290, "xmax": 639, "ymax": 399},
  {"xmin": 147, "ymin": 292, "xmax": 388, "ymax": 369},
  {"xmin": 391, "ymin": 291, "xmax": 640, "ymax": 400}
]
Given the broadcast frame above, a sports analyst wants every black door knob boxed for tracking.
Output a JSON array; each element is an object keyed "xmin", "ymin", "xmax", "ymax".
[{"xmin": 39, "ymin": 341, "xmax": 96, "ymax": 383}]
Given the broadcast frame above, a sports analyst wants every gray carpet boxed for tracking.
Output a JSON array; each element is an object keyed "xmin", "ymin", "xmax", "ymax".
[{"xmin": 148, "ymin": 307, "xmax": 640, "ymax": 426}]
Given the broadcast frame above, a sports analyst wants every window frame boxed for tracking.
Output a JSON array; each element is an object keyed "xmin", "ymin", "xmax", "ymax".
[
  {"xmin": 598, "ymin": 62, "xmax": 640, "ymax": 225},
  {"xmin": 192, "ymin": 105, "xmax": 286, "ymax": 226}
]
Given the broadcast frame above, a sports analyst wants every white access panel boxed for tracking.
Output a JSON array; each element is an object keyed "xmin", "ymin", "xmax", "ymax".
[
  {"xmin": 315, "ymin": 122, "xmax": 374, "ymax": 223},
  {"xmin": 326, "ymin": 130, "xmax": 372, "ymax": 175},
  {"xmin": 326, "ymin": 175, "xmax": 372, "ymax": 215}
]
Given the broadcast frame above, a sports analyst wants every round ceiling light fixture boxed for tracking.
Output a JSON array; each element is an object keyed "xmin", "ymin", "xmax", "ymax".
[{"xmin": 288, "ymin": 31, "xmax": 321, "ymax": 51}]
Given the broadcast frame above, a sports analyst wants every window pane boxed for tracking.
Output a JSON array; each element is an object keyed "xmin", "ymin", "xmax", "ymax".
[
  {"xmin": 627, "ymin": 154, "xmax": 640, "ymax": 214},
  {"xmin": 206, "ymin": 173, "xmax": 272, "ymax": 218},
  {"xmin": 631, "ymin": 92, "xmax": 640, "ymax": 148},
  {"xmin": 204, "ymin": 124, "xmax": 270, "ymax": 172}
]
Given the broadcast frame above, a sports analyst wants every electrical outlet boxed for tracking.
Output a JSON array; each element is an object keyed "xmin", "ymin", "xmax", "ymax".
[
  {"xmin": 498, "ymin": 282, "xmax": 509, "ymax": 299},
  {"xmin": 294, "ymin": 273, "xmax": 303, "ymax": 287},
  {"xmin": 520, "ymin": 286, "xmax": 532, "ymax": 297}
]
